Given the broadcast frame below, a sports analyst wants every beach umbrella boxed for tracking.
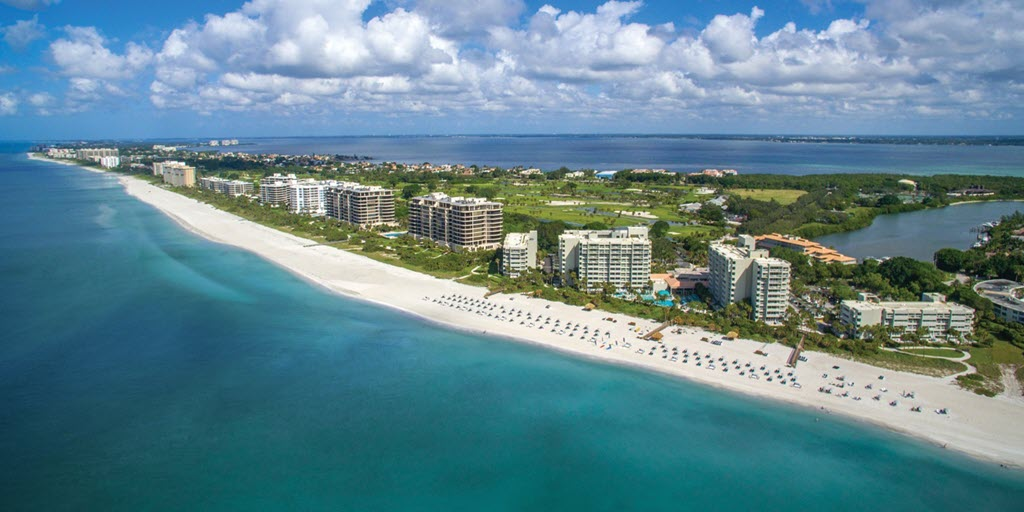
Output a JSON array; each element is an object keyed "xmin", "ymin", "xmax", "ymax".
[
  {"xmin": 584, "ymin": 303, "xmax": 597, "ymax": 311},
  {"xmin": 726, "ymin": 331, "xmax": 739, "ymax": 339}
]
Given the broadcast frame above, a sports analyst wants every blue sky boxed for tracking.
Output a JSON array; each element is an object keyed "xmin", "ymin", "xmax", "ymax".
[{"xmin": 0, "ymin": 0, "xmax": 1021, "ymax": 139}]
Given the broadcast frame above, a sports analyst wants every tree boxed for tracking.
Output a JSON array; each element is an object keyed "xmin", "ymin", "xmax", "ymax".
[
  {"xmin": 583, "ymin": 221, "xmax": 610, "ymax": 230},
  {"xmin": 876, "ymin": 194, "xmax": 902, "ymax": 207},
  {"xmin": 698, "ymin": 203, "xmax": 725, "ymax": 224},
  {"xmin": 650, "ymin": 220, "xmax": 670, "ymax": 238},
  {"xmin": 934, "ymin": 248, "xmax": 965, "ymax": 273},
  {"xmin": 401, "ymin": 183, "xmax": 423, "ymax": 199}
]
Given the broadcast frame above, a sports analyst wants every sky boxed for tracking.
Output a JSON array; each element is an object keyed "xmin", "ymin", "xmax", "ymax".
[{"xmin": 0, "ymin": 0, "xmax": 1022, "ymax": 139}]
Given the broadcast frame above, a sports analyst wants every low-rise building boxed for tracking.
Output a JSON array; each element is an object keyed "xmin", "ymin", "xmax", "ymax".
[
  {"xmin": 708, "ymin": 235, "xmax": 791, "ymax": 324},
  {"xmin": 502, "ymin": 231, "xmax": 538, "ymax": 278},
  {"xmin": 755, "ymin": 233, "xmax": 857, "ymax": 265},
  {"xmin": 408, "ymin": 193, "xmax": 504, "ymax": 251},
  {"xmin": 200, "ymin": 176, "xmax": 254, "ymax": 196},
  {"xmin": 974, "ymin": 280, "xmax": 1024, "ymax": 325},
  {"xmin": 558, "ymin": 227, "xmax": 651, "ymax": 292},
  {"xmin": 839, "ymin": 292, "xmax": 975, "ymax": 343},
  {"xmin": 324, "ymin": 182, "xmax": 396, "ymax": 228}
]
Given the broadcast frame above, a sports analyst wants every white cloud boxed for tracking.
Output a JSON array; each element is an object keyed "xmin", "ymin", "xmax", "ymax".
[
  {"xmin": 0, "ymin": 92, "xmax": 18, "ymax": 115},
  {"xmin": 0, "ymin": 0, "xmax": 58, "ymax": 10},
  {"xmin": 701, "ymin": 7, "xmax": 763, "ymax": 64},
  {"xmin": 2, "ymin": 15, "xmax": 45, "ymax": 50},
  {"xmin": 50, "ymin": 26, "xmax": 153, "ymax": 80},
  {"xmin": 26, "ymin": 0, "xmax": 1020, "ymax": 126},
  {"xmin": 489, "ymin": 1, "xmax": 667, "ymax": 81},
  {"xmin": 413, "ymin": 0, "xmax": 525, "ymax": 37}
]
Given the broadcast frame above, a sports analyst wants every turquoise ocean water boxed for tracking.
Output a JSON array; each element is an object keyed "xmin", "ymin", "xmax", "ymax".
[{"xmin": 2, "ymin": 146, "xmax": 1024, "ymax": 509}]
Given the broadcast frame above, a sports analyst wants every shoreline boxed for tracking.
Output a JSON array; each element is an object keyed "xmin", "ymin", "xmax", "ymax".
[{"xmin": 30, "ymin": 153, "xmax": 1024, "ymax": 468}]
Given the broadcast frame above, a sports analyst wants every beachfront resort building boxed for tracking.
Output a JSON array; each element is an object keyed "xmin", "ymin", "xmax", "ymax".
[
  {"xmin": 974, "ymin": 280, "xmax": 1024, "ymax": 325},
  {"xmin": 324, "ymin": 182, "xmax": 397, "ymax": 228},
  {"xmin": 259, "ymin": 173, "xmax": 295, "ymax": 206},
  {"xmin": 75, "ymin": 148, "xmax": 118, "ymax": 162},
  {"xmin": 160, "ymin": 162, "xmax": 197, "ymax": 188},
  {"xmin": 558, "ymin": 227, "xmax": 652, "ymax": 292},
  {"xmin": 407, "ymin": 192, "xmax": 504, "ymax": 251},
  {"xmin": 152, "ymin": 160, "xmax": 187, "ymax": 177},
  {"xmin": 99, "ymin": 156, "xmax": 121, "ymax": 168},
  {"xmin": 200, "ymin": 176, "xmax": 254, "ymax": 196},
  {"xmin": 839, "ymin": 292, "xmax": 975, "ymax": 343},
  {"xmin": 708, "ymin": 235, "xmax": 792, "ymax": 324},
  {"xmin": 754, "ymin": 233, "xmax": 856, "ymax": 265},
  {"xmin": 287, "ymin": 180, "xmax": 330, "ymax": 216},
  {"xmin": 502, "ymin": 231, "xmax": 538, "ymax": 278}
]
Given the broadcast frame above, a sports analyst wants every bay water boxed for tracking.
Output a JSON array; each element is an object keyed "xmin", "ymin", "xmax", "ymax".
[
  {"xmin": 193, "ymin": 135, "xmax": 1024, "ymax": 176},
  {"xmin": 2, "ymin": 146, "xmax": 1024, "ymax": 509},
  {"xmin": 816, "ymin": 201, "xmax": 1024, "ymax": 261}
]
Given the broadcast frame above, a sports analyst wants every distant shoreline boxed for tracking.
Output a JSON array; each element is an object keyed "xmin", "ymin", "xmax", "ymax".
[{"xmin": 28, "ymin": 152, "xmax": 1024, "ymax": 469}]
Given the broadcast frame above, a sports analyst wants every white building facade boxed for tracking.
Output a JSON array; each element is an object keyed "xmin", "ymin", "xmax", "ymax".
[
  {"xmin": 708, "ymin": 235, "xmax": 791, "ymax": 325},
  {"xmin": 502, "ymin": 231, "xmax": 538, "ymax": 278},
  {"xmin": 558, "ymin": 227, "xmax": 651, "ymax": 292},
  {"xmin": 839, "ymin": 292, "xmax": 975, "ymax": 343}
]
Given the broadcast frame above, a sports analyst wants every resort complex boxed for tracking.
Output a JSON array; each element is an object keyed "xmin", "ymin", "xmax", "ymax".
[
  {"xmin": 408, "ymin": 193, "xmax": 504, "ymax": 251},
  {"xmin": 324, "ymin": 182, "xmax": 397, "ymax": 228},
  {"xmin": 557, "ymin": 227, "xmax": 652, "ymax": 292},
  {"xmin": 502, "ymin": 231, "xmax": 538, "ymax": 278},
  {"xmin": 199, "ymin": 176, "xmax": 254, "ymax": 196},
  {"xmin": 708, "ymin": 236, "xmax": 792, "ymax": 325},
  {"xmin": 974, "ymin": 280, "xmax": 1024, "ymax": 325},
  {"xmin": 754, "ymin": 233, "xmax": 857, "ymax": 265},
  {"xmin": 839, "ymin": 292, "xmax": 975, "ymax": 343}
]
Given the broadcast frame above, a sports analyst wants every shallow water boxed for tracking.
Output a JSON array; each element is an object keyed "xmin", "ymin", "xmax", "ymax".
[{"xmin": 2, "ymin": 147, "xmax": 1023, "ymax": 510}]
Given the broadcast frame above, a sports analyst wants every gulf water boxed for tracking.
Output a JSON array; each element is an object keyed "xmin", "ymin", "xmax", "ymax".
[
  {"xmin": 193, "ymin": 135, "xmax": 1024, "ymax": 176},
  {"xmin": 2, "ymin": 146, "xmax": 1024, "ymax": 510}
]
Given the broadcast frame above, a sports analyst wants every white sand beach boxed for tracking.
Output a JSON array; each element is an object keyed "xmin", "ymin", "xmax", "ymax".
[{"xmin": 39, "ymin": 156, "xmax": 1024, "ymax": 467}]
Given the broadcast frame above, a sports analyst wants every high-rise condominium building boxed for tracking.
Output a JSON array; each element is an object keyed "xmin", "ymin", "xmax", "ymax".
[
  {"xmin": 324, "ymin": 182, "xmax": 396, "ymax": 228},
  {"xmin": 502, "ymin": 231, "xmax": 538, "ymax": 278},
  {"xmin": 558, "ymin": 227, "xmax": 652, "ymax": 291},
  {"xmin": 153, "ymin": 160, "xmax": 187, "ymax": 177},
  {"xmin": 76, "ymin": 148, "xmax": 118, "ymax": 162},
  {"xmin": 161, "ymin": 162, "xmax": 197, "ymax": 188},
  {"xmin": 259, "ymin": 173, "xmax": 296, "ymax": 206},
  {"xmin": 708, "ymin": 235, "xmax": 791, "ymax": 325},
  {"xmin": 407, "ymin": 193, "xmax": 503, "ymax": 251},
  {"xmin": 287, "ymin": 181, "xmax": 329, "ymax": 216}
]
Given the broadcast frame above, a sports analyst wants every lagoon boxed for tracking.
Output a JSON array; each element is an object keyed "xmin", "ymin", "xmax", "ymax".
[{"xmin": 815, "ymin": 201, "xmax": 1024, "ymax": 261}]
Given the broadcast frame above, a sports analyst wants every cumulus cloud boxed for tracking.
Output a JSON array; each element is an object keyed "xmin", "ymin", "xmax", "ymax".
[
  {"xmin": 30, "ymin": 0, "xmax": 1024, "ymax": 124},
  {"xmin": 0, "ymin": 92, "xmax": 17, "ymax": 115},
  {"xmin": 2, "ymin": 15, "xmax": 45, "ymax": 50},
  {"xmin": 413, "ymin": 0, "xmax": 525, "ymax": 37},
  {"xmin": 50, "ymin": 26, "xmax": 153, "ymax": 80},
  {"xmin": 489, "ymin": 1, "xmax": 668, "ymax": 81},
  {"xmin": 0, "ymin": 0, "xmax": 59, "ymax": 10}
]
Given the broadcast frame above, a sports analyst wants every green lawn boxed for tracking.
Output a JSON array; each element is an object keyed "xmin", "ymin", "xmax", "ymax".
[
  {"xmin": 844, "ymin": 350, "xmax": 967, "ymax": 377},
  {"xmin": 899, "ymin": 347, "xmax": 964, "ymax": 358},
  {"xmin": 957, "ymin": 341, "xmax": 1024, "ymax": 396},
  {"xmin": 728, "ymin": 188, "xmax": 807, "ymax": 205}
]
